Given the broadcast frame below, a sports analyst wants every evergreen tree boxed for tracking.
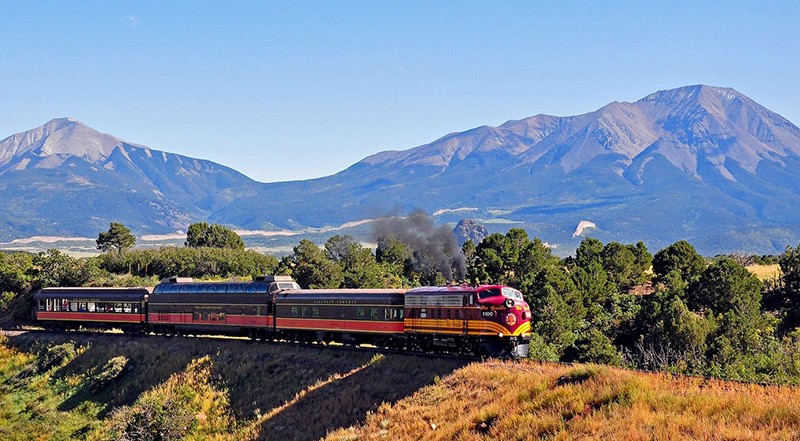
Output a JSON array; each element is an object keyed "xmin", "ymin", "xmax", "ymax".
[
  {"xmin": 280, "ymin": 239, "xmax": 342, "ymax": 289},
  {"xmin": 691, "ymin": 257, "xmax": 762, "ymax": 316},
  {"xmin": 652, "ymin": 240, "xmax": 706, "ymax": 286},
  {"xmin": 574, "ymin": 237, "xmax": 604, "ymax": 269},
  {"xmin": 627, "ymin": 241, "xmax": 653, "ymax": 285},
  {"xmin": 601, "ymin": 241, "xmax": 637, "ymax": 289},
  {"xmin": 185, "ymin": 223, "xmax": 245, "ymax": 250},
  {"xmin": 324, "ymin": 235, "xmax": 386, "ymax": 288},
  {"xmin": 778, "ymin": 244, "xmax": 800, "ymax": 331},
  {"xmin": 96, "ymin": 222, "xmax": 136, "ymax": 253}
]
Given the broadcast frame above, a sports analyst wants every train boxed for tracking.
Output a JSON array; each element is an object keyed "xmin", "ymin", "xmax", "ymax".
[{"xmin": 33, "ymin": 275, "xmax": 532, "ymax": 358}]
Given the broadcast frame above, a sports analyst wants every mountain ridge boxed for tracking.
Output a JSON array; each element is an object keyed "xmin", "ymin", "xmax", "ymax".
[
  {"xmin": 210, "ymin": 84, "xmax": 800, "ymax": 254},
  {"xmin": 2, "ymin": 85, "xmax": 800, "ymax": 254},
  {"xmin": 0, "ymin": 117, "xmax": 263, "ymax": 239}
]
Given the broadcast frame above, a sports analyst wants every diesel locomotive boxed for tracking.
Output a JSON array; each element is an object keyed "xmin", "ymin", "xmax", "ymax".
[{"xmin": 34, "ymin": 275, "xmax": 531, "ymax": 358}]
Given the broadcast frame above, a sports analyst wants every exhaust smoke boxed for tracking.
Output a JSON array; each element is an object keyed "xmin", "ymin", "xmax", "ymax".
[{"xmin": 373, "ymin": 208, "xmax": 466, "ymax": 282}]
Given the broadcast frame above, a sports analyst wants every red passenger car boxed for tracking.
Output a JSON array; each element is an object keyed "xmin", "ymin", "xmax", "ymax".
[
  {"xmin": 147, "ymin": 276, "xmax": 299, "ymax": 338},
  {"xmin": 34, "ymin": 287, "xmax": 150, "ymax": 333},
  {"xmin": 274, "ymin": 289, "xmax": 406, "ymax": 347}
]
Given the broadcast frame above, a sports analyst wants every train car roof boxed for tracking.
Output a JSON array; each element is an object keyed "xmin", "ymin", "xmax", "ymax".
[
  {"xmin": 280, "ymin": 289, "xmax": 407, "ymax": 295},
  {"xmin": 34, "ymin": 287, "xmax": 151, "ymax": 301},
  {"xmin": 406, "ymin": 285, "xmax": 505, "ymax": 294},
  {"xmin": 275, "ymin": 289, "xmax": 406, "ymax": 303}
]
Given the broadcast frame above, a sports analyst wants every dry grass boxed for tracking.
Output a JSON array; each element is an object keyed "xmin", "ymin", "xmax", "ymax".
[
  {"xmin": 325, "ymin": 361, "xmax": 800, "ymax": 441},
  {"xmin": 747, "ymin": 264, "xmax": 781, "ymax": 281}
]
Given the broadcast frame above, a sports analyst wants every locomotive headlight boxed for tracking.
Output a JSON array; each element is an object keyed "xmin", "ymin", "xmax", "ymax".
[
  {"xmin": 504, "ymin": 298, "xmax": 515, "ymax": 308},
  {"xmin": 505, "ymin": 312, "xmax": 517, "ymax": 326}
]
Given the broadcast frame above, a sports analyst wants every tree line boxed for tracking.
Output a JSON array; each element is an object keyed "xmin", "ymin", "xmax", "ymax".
[{"xmin": 4, "ymin": 221, "xmax": 800, "ymax": 383}]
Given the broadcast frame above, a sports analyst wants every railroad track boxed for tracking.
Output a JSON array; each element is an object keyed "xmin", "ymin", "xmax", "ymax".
[{"xmin": 1, "ymin": 327, "xmax": 484, "ymax": 362}]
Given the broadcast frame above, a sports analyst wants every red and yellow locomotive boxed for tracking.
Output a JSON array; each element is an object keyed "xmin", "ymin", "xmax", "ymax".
[
  {"xmin": 34, "ymin": 276, "xmax": 531, "ymax": 358},
  {"xmin": 405, "ymin": 285, "xmax": 531, "ymax": 358}
]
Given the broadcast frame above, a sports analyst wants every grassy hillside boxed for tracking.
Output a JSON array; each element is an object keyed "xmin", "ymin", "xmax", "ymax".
[
  {"xmin": 326, "ymin": 361, "xmax": 800, "ymax": 441},
  {"xmin": 3, "ymin": 332, "xmax": 800, "ymax": 440},
  {"xmin": 0, "ymin": 331, "xmax": 465, "ymax": 441}
]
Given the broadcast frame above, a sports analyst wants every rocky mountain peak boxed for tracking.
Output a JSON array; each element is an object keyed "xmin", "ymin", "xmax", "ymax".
[{"xmin": 0, "ymin": 117, "xmax": 141, "ymax": 172}]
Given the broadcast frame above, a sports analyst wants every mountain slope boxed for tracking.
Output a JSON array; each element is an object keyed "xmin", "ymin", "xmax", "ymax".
[
  {"xmin": 0, "ymin": 118, "xmax": 262, "ymax": 239},
  {"xmin": 2, "ymin": 86, "xmax": 800, "ymax": 254},
  {"xmin": 212, "ymin": 85, "xmax": 800, "ymax": 254}
]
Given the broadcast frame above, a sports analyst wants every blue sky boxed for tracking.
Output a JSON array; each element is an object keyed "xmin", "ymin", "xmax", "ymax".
[{"xmin": 1, "ymin": 1, "xmax": 798, "ymax": 182}]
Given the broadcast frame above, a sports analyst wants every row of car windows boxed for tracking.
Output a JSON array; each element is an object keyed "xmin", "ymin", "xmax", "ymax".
[
  {"xmin": 290, "ymin": 306, "xmax": 404, "ymax": 320},
  {"xmin": 154, "ymin": 283, "xmax": 269, "ymax": 294},
  {"xmin": 192, "ymin": 312, "xmax": 227, "ymax": 322},
  {"xmin": 38, "ymin": 299, "xmax": 140, "ymax": 313}
]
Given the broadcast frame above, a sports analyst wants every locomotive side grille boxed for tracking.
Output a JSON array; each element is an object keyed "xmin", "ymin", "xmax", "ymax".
[{"xmin": 405, "ymin": 294, "xmax": 465, "ymax": 307}]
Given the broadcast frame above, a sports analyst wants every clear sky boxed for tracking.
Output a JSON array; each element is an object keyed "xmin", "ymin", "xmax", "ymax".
[{"xmin": 1, "ymin": 1, "xmax": 798, "ymax": 183}]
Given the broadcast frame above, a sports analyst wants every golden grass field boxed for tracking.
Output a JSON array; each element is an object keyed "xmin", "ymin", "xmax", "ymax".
[
  {"xmin": 746, "ymin": 264, "xmax": 781, "ymax": 281},
  {"xmin": 326, "ymin": 361, "xmax": 800, "ymax": 441}
]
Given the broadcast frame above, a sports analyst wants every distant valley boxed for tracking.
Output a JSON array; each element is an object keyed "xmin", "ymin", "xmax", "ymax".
[{"xmin": 2, "ymin": 85, "xmax": 800, "ymax": 255}]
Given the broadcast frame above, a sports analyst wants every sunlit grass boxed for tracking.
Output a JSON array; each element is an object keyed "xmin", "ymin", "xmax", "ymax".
[
  {"xmin": 747, "ymin": 264, "xmax": 781, "ymax": 280},
  {"xmin": 326, "ymin": 361, "xmax": 800, "ymax": 441}
]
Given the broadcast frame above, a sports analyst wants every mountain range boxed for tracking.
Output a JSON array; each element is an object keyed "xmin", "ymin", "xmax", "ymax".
[{"xmin": 2, "ymin": 85, "xmax": 800, "ymax": 255}]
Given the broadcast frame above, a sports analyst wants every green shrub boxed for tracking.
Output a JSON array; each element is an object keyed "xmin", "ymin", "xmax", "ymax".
[
  {"xmin": 562, "ymin": 329, "xmax": 622, "ymax": 366},
  {"xmin": 107, "ymin": 356, "xmax": 233, "ymax": 441},
  {"xmin": 37, "ymin": 342, "xmax": 77, "ymax": 372},
  {"xmin": 90, "ymin": 356, "xmax": 129, "ymax": 394}
]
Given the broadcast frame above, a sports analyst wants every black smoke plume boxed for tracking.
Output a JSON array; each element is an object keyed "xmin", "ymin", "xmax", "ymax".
[{"xmin": 373, "ymin": 208, "xmax": 466, "ymax": 282}]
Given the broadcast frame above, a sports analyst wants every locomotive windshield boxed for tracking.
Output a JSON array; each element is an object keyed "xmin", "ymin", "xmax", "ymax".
[{"xmin": 502, "ymin": 287, "xmax": 524, "ymax": 301}]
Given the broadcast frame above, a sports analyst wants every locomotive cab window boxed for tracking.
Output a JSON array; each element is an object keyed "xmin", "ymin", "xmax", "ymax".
[{"xmin": 478, "ymin": 288, "xmax": 501, "ymax": 299}]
